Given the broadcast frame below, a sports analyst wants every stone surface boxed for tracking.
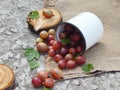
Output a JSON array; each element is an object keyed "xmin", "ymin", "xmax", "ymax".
[
  {"xmin": 72, "ymin": 79, "xmax": 80, "ymax": 86},
  {"xmin": 0, "ymin": 0, "xmax": 120, "ymax": 90}
]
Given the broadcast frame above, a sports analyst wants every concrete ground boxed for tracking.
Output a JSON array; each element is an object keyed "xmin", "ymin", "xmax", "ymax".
[{"xmin": 0, "ymin": 0, "xmax": 120, "ymax": 90}]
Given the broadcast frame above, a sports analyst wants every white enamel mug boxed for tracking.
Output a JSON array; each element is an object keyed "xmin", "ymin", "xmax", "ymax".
[{"xmin": 56, "ymin": 12, "xmax": 104, "ymax": 54}]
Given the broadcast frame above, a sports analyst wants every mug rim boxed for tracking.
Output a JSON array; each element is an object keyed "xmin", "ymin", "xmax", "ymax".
[{"xmin": 56, "ymin": 22, "xmax": 86, "ymax": 55}]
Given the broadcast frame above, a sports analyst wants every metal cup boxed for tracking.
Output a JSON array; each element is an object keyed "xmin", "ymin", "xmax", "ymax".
[{"xmin": 56, "ymin": 12, "xmax": 104, "ymax": 54}]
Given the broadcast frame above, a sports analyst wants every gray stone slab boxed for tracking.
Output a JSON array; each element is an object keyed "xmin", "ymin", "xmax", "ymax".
[{"xmin": 0, "ymin": 0, "xmax": 120, "ymax": 90}]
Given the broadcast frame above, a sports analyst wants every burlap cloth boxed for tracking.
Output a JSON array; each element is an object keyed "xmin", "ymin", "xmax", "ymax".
[{"xmin": 45, "ymin": 0, "xmax": 120, "ymax": 79}]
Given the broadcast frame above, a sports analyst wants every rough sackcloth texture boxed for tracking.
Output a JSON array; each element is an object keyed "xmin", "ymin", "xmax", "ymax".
[{"xmin": 45, "ymin": 0, "xmax": 120, "ymax": 79}]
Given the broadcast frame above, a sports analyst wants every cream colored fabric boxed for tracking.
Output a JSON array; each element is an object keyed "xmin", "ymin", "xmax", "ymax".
[{"xmin": 45, "ymin": 0, "xmax": 120, "ymax": 79}]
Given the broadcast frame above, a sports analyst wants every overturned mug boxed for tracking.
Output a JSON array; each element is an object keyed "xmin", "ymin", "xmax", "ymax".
[{"xmin": 56, "ymin": 12, "xmax": 104, "ymax": 54}]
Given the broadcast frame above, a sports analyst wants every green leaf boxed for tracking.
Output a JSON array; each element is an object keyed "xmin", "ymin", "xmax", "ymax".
[
  {"xmin": 24, "ymin": 47, "xmax": 40, "ymax": 70},
  {"xmin": 61, "ymin": 39, "xmax": 71, "ymax": 45},
  {"xmin": 29, "ymin": 59, "xmax": 39, "ymax": 70},
  {"xmin": 25, "ymin": 48, "xmax": 35, "ymax": 61},
  {"xmin": 24, "ymin": 47, "xmax": 40, "ymax": 62},
  {"xmin": 43, "ymin": 87, "xmax": 50, "ymax": 90},
  {"xmin": 34, "ymin": 50, "xmax": 40, "ymax": 60},
  {"xmin": 29, "ymin": 11, "xmax": 40, "ymax": 19},
  {"xmin": 82, "ymin": 63, "xmax": 94, "ymax": 73}
]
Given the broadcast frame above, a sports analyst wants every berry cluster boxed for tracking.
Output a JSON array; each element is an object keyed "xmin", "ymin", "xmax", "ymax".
[
  {"xmin": 36, "ymin": 24, "xmax": 86, "ymax": 70},
  {"xmin": 33, "ymin": 24, "xmax": 86, "ymax": 89},
  {"xmin": 32, "ymin": 69, "xmax": 62, "ymax": 88}
]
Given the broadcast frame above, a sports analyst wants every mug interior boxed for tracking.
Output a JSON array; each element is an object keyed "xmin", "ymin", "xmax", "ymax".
[{"xmin": 56, "ymin": 22, "xmax": 86, "ymax": 55}]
